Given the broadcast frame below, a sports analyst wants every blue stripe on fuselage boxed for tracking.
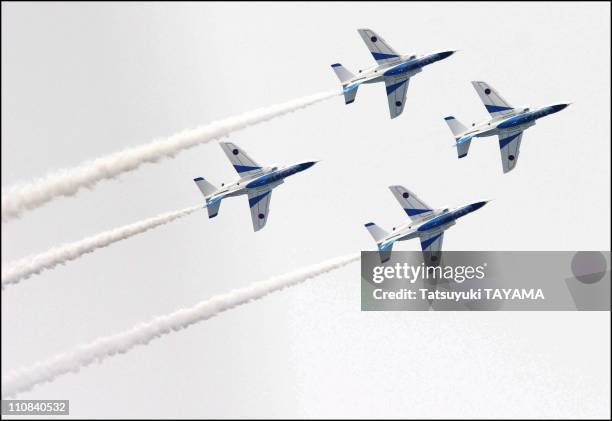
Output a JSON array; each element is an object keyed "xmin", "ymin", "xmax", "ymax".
[
  {"xmin": 497, "ymin": 104, "xmax": 567, "ymax": 130},
  {"xmin": 246, "ymin": 173, "xmax": 277, "ymax": 189},
  {"xmin": 417, "ymin": 202, "xmax": 486, "ymax": 232},
  {"xmin": 383, "ymin": 60, "xmax": 417, "ymax": 77},
  {"xmin": 383, "ymin": 52, "xmax": 453, "ymax": 77},
  {"xmin": 417, "ymin": 212, "xmax": 457, "ymax": 232},
  {"xmin": 245, "ymin": 162, "xmax": 315, "ymax": 189}
]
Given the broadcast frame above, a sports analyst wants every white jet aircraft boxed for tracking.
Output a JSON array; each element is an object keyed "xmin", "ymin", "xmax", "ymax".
[
  {"xmin": 194, "ymin": 142, "xmax": 317, "ymax": 231},
  {"xmin": 331, "ymin": 28, "xmax": 456, "ymax": 119},
  {"xmin": 365, "ymin": 186, "xmax": 488, "ymax": 264},
  {"xmin": 444, "ymin": 81, "xmax": 570, "ymax": 173}
]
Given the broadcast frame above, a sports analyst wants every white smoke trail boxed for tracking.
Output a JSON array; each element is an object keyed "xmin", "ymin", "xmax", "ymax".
[
  {"xmin": 1, "ymin": 252, "xmax": 359, "ymax": 397},
  {"xmin": 2, "ymin": 90, "xmax": 339, "ymax": 221},
  {"xmin": 2, "ymin": 205, "xmax": 200, "ymax": 288}
]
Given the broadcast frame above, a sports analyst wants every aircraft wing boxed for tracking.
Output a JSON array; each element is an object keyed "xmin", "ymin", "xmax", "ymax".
[
  {"xmin": 471, "ymin": 81, "xmax": 515, "ymax": 118},
  {"xmin": 388, "ymin": 185, "xmax": 433, "ymax": 221},
  {"xmin": 248, "ymin": 189, "xmax": 272, "ymax": 232},
  {"xmin": 220, "ymin": 142, "xmax": 264, "ymax": 177},
  {"xmin": 498, "ymin": 130, "xmax": 524, "ymax": 173},
  {"xmin": 384, "ymin": 75, "xmax": 410, "ymax": 119},
  {"xmin": 357, "ymin": 28, "xmax": 401, "ymax": 65},
  {"xmin": 420, "ymin": 232, "xmax": 444, "ymax": 266}
]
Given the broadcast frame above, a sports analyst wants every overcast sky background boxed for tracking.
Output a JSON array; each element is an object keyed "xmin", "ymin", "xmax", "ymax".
[{"xmin": 2, "ymin": 2, "xmax": 610, "ymax": 418}]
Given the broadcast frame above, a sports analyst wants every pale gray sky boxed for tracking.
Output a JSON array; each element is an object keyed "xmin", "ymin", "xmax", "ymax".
[{"xmin": 2, "ymin": 2, "xmax": 610, "ymax": 418}]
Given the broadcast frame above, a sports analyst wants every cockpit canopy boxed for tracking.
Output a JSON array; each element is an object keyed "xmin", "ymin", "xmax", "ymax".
[{"xmin": 401, "ymin": 54, "xmax": 417, "ymax": 61}]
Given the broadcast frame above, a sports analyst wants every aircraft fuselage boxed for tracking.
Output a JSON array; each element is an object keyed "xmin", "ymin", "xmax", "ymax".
[
  {"xmin": 205, "ymin": 161, "xmax": 317, "ymax": 203},
  {"xmin": 457, "ymin": 103, "xmax": 570, "ymax": 142},
  {"xmin": 381, "ymin": 201, "xmax": 488, "ymax": 248},
  {"xmin": 344, "ymin": 50, "xmax": 455, "ymax": 92}
]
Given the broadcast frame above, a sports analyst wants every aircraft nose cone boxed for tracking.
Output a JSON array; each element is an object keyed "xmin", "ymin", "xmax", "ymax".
[
  {"xmin": 471, "ymin": 201, "xmax": 489, "ymax": 211},
  {"xmin": 438, "ymin": 50, "xmax": 456, "ymax": 60},
  {"xmin": 552, "ymin": 103, "xmax": 570, "ymax": 112},
  {"xmin": 300, "ymin": 161, "xmax": 318, "ymax": 170}
]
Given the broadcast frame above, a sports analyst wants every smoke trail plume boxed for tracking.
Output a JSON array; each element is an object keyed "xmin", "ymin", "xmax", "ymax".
[
  {"xmin": 1, "ymin": 252, "xmax": 359, "ymax": 397},
  {"xmin": 2, "ymin": 90, "xmax": 339, "ymax": 221},
  {"xmin": 2, "ymin": 205, "xmax": 200, "ymax": 288}
]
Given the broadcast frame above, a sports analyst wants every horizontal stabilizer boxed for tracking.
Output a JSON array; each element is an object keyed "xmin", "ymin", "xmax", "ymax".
[
  {"xmin": 377, "ymin": 239, "xmax": 397, "ymax": 263},
  {"xmin": 206, "ymin": 200, "xmax": 221, "ymax": 219},
  {"xmin": 204, "ymin": 194, "xmax": 225, "ymax": 218},
  {"xmin": 453, "ymin": 135, "xmax": 473, "ymax": 159},
  {"xmin": 343, "ymin": 84, "xmax": 359, "ymax": 104},
  {"xmin": 378, "ymin": 246, "xmax": 393, "ymax": 264}
]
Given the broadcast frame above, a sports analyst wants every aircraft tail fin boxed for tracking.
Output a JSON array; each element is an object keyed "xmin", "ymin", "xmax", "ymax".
[
  {"xmin": 444, "ymin": 117, "xmax": 471, "ymax": 158},
  {"xmin": 444, "ymin": 116, "xmax": 467, "ymax": 137},
  {"xmin": 331, "ymin": 63, "xmax": 354, "ymax": 84},
  {"xmin": 331, "ymin": 63, "xmax": 359, "ymax": 105},
  {"xmin": 194, "ymin": 177, "xmax": 222, "ymax": 218},
  {"xmin": 365, "ymin": 222, "xmax": 389, "ymax": 243},
  {"xmin": 364, "ymin": 222, "xmax": 395, "ymax": 263},
  {"xmin": 194, "ymin": 177, "xmax": 217, "ymax": 197}
]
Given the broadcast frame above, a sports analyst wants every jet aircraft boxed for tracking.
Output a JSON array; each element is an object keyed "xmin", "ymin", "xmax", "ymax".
[
  {"xmin": 331, "ymin": 28, "xmax": 455, "ymax": 119},
  {"xmin": 365, "ymin": 186, "xmax": 488, "ymax": 264},
  {"xmin": 445, "ymin": 81, "xmax": 570, "ymax": 173},
  {"xmin": 194, "ymin": 142, "xmax": 317, "ymax": 231}
]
